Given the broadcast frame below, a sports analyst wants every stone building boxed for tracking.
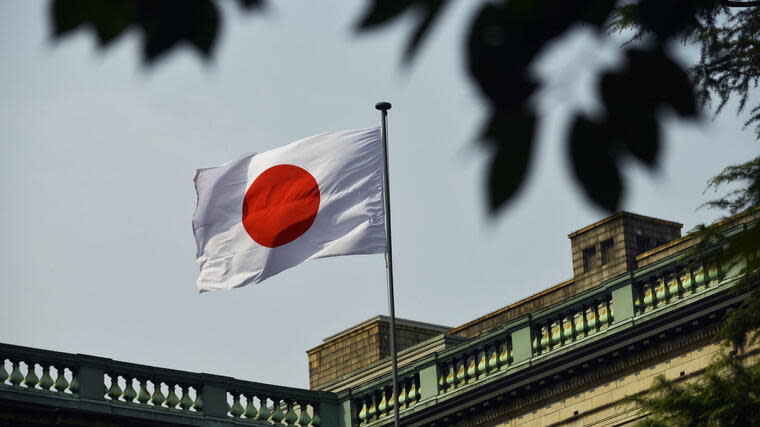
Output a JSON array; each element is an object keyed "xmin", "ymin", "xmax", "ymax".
[{"xmin": 2, "ymin": 209, "xmax": 758, "ymax": 426}]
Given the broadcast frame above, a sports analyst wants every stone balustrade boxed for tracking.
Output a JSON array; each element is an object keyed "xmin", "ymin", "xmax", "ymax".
[
  {"xmin": 437, "ymin": 333, "xmax": 512, "ymax": 393},
  {"xmin": 354, "ymin": 372, "xmax": 420, "ymax": 425},
  {"xmin": 227, "ymin": 380, "xmax": 332, "ymax": 426},
  {"xmin": 2, "ymin": 220, "xmax": 752, "ymax": 426},
  {"xmin": 634, "ymin": 258, "xmax": 723, "ymax": 313},
  {"xmin": 0, "ymin": 347, "xmax": 79, "ymax": 395},
  {"xmin": 532, "ymin": 293, "xmax": 614, "ymax": 355},
  {"xmin": 0, "ymin": 343, "xmax": 338, "ymax": 426}
]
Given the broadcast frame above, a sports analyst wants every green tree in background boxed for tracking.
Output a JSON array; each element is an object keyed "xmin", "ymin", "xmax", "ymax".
[{"xmin": 629, "ymin": 156, "xmax": 760, "ymax": 426}]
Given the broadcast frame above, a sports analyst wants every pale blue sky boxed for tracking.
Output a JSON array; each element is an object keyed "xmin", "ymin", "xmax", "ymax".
[{"xmin": 1, "ymin": 1, "xmax": 757, "ymax": 388}]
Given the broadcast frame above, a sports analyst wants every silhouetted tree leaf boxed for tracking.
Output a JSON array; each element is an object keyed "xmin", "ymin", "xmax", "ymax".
[
  {"xmin": 483, "ymin": 110, "xmax": 536, "ymax": 213},
  {"xmin": 625, "ymin": 48, "xmax": 698, "ymax": 118},
  {"xmin": 51, "ymin": 0, "xmax": 134, "ymax": 46},
  {"xmin": 51, "ymin": 0, "xmax": 91, "ymax": 36},
  {"xmin": 467, "ymin": 2, "xmax": 544, "ymax": 111},
  {"xmin": 637, "ymin": 0, "xmax": 718, "ymax": 40},
  {"xmin": 50, "ymin": 0, "xmax": 237, "ymax": 64},
  {"xmin": 356, "ymin": 0, "xmax": 448, "ymax": 63},
  {"xmin": 595, "ymin": 47, "xmax": 696, "ymax": 169},
  {"xmin": 579, "ymin": 0, "xmax": 618, "ymax": 28},
  {"xmin": 137, "ymin": 1, "xmax": 220, "ymax": 63},
  {"xmin": 569, "ymin": 116, "xmax": 623, "ymax": 211},
  {"xmin": 599, "ymin": 70, "xmax": 660, "ymax": 168}
]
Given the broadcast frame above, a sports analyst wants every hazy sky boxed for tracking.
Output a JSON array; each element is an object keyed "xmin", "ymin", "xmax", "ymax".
[{"xmin": 1, "ymin": 1, "xmax": 757, "ymax": 388}]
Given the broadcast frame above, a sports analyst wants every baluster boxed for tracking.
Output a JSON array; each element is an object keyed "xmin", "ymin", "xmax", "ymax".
[
  {"xmin": 573, "ymin": 311, "xmax": 585, "ymax": 338},
  {"xmin": 387, "ymin": 387, "xmax": 395, "ymax": 412},
  {"xmin": 476, "ymin": 349, "xmax": 488, "ymax": 377},
  {"xmin": 465, "ymin": 353, "xmax": 476, "ymax": 381},
  {"xmin": 679, "ymin": 268, "xmax": 693, "ymax": 295},
  {"xmin": 66, "ymin": 367, "xmax": 79, "ymax": 394},
  {"xmin": 445, "ymin": 362, "xmax": 455, "ymax": 388},
  {"xmin": 165, "ymin": 383, "xmax": 180, "ymax": 409},
  {"xmin": 229, "ymin": 392, "xmax": 244, "ymax": 417},
  {"xmin": 367, "ymin": 392, "xmax": 378, "ymax": 420},
  {"xmin": 377, "ymin": 387, "xmax": 388, "ymax": 415},
  {"xmin": 694, "ymin": 263, "xmax": 706, "ymax": 290},
  {"xmin": 123, "ymin": 376, "xmax": 137, "ymax": 403},
  {"xmin": 312, "ymin": 405, "xmax": 321, "ymax": 426},
  {"xmin": 150, "ymin": 380, "xmax": 166, "ymax": 407},
  {"xmin": 539, "ymin": 324, "xmax": 550, "ymax": 351},
  {"xmin": 271, "ymin": 397, "xmax": 286, "ymax": 424},
  {"xmin": 107, "ymin": 374, "xmax": 123, "ymax": 401},
  {"xmin": 192, "ymin": 387, "xmax": 204, "ymax": 412},
  {"xmin": 137, "ymin": 378, "xmax": 151, "ymax": 404},
  {"xmin": 256, "ymin": 396, "xmax": 272, "ymax": 421},
  {"xmin": 455, "ymin": 358, "xmax": 466, "ymax": 385},
  {"xmin": 655, "ymin": 275, "xmax": 668, "ymax": 305},
  {"xmin": 297, "ymin": 400, "xmax": 312, "ymax": 426},
  {"xmin": 667, "ymin": 272, "xmax": 681, "ymax": 300},
  {"xmin": 498, "ymin": 342, "xmax": 510, "ymax": 368},
  {"xmin": 0, "ymin": 358, "xmax": 8, "ymax": 384},
  {"xmin": 357, "ymin": 398, "xmax": 368, "ymax": 423},
  {"xmin": 586, "ymin": 304, "xmax": 598, "ymax": 332},
  {"xmin": 562, "ymin": 314, "xmax": 574, "ymax": 344},
  {"xmin": 284, "ymin": 399, "xmax": 298, "ymax": 425},
  {"xmin": 243, "ymin": 393, "xmax": 258, "ymax": 419},
  {"xmin": 8, "ymin": 360, "xmax": 22, "ymax": 386},
  {"xmin": 642, "ymin": 282, "xmax": 654, "ymax": 311},
  {"xmin": 398, "ymin": 380, "xmax": 408, "ymax": 408},
  {"xmin": 550, "ymin": 319, "xmax": 562, "ymax": 347},
  {"xmin": 178, "ymin": 385, "xmax": 193, "ymax": 410},
  {"xmin": 39, "ymin": 364, "xmax": 54, "ymax": 390},
  {"xmin": 23, "ymin": 361, "xmax": 40, "ymax": 389},
  {"xmin": 597, "ymin": 300, "xmax": 609, "ymax": 328},
  {"xmin": 54, "ymin": 367, "xmax": 69, "ymax": 392},
  {"xmin": 487, "ymin": 344, "xmax": 499, "ymax": 372},
  {"xmin": 707, "ymin": 261, "xmax": 722, "ymax": 286},
  {"xmin": 408, "ymin": 377, "xmax": 419, "ymax": 404}
]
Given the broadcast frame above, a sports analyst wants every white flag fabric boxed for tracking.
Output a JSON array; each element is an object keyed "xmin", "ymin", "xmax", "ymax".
[{"xmin": 193, "ymin": 127, "xmax": 387, "ymax": 291}]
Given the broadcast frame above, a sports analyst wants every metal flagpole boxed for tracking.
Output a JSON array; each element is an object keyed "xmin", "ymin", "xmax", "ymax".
[{"xmin": 375, "ymin": 101, "xmax": 400, "ymax": 427}]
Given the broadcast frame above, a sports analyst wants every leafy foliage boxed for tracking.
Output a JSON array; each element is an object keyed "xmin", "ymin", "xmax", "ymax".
[
  {"xmin": 611, "ymin": 2, "xmax": 760, "ymax": 139},
  {"xmin": 50, "ymin": 0, "xmax": 264, "ymax": 64},
  {"xmin": 47, "ymin": 0, "xmax": 757, "ymax": 214},
  {"xmin": 629, "ymin": 156, "xmax": 760, "ymax": 424},
  {"xmin": 631, "ymin": 355, "xmax": 760, "ymax": 427},
  {"xmin": 702, "ymin": 157, "xmax": 760, "ymax": 215}
]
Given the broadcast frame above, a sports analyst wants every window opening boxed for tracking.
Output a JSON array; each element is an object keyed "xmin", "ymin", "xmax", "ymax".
[
  {"xmin": 600, "ymin": 239, "xmax": 614, "ymax": 265},
  {"xmin": 582, "ymin": 246, "xmax": 597, "ymax": 272}
]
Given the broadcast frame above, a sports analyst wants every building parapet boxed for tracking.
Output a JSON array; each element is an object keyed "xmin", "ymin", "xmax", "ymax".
[
  {"xmin": 0, "ymin": 344, "xmax": 338, "ymax": 426},
  {"xmin": 1, "ymin": 213, "xmax": 755, "ymax": 426}
]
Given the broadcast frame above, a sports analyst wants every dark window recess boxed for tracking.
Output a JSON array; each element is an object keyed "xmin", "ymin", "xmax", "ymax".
[
  {"xmin": 600, "ymin": 239, "xmax": 614, "ymax": 265},
  {"xmin": 636, "ymin": 236, "xmax": 652, "ymax": 255},
  {"xmin": 583, "ymin": 246, "xmax": 597, "ymax": 272}
]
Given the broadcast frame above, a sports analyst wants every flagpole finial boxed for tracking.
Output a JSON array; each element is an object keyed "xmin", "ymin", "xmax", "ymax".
[{"xmin": 375, "ymin": 102, "xmax": 392, "ymax": 111}]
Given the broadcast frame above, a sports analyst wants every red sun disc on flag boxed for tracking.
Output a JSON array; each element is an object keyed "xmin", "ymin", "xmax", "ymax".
[{"xmin": 242, "ymin": 164, "xmax": 321, "ymax": 248}]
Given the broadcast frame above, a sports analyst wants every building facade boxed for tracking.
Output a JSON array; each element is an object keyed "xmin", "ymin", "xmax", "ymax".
[{"xmin": 2, "ymin": 209, "xmax": 758, "ymax": 426}]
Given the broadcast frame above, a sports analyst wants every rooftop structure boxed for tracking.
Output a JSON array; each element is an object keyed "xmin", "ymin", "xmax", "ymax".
[{"xmin": 2, "ymin": 208, "xmax": 757, "ymax": 426}]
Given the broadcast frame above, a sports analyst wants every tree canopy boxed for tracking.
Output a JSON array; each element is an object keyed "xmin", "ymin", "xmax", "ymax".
[{"xmin": 48, "ymin": 0, "xmax": 759, "ymax": 215}]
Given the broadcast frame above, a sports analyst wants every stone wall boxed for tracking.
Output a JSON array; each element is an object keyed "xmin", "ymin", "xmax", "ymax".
[{"xmin": 307, "ymin": 316, "xmax": 449, "ymax": 389}]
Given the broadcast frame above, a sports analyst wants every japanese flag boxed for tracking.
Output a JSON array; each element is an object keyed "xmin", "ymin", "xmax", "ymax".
[{"xmin": 193, "ymin": 128, "xmax": 387, "ymax": 292}]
